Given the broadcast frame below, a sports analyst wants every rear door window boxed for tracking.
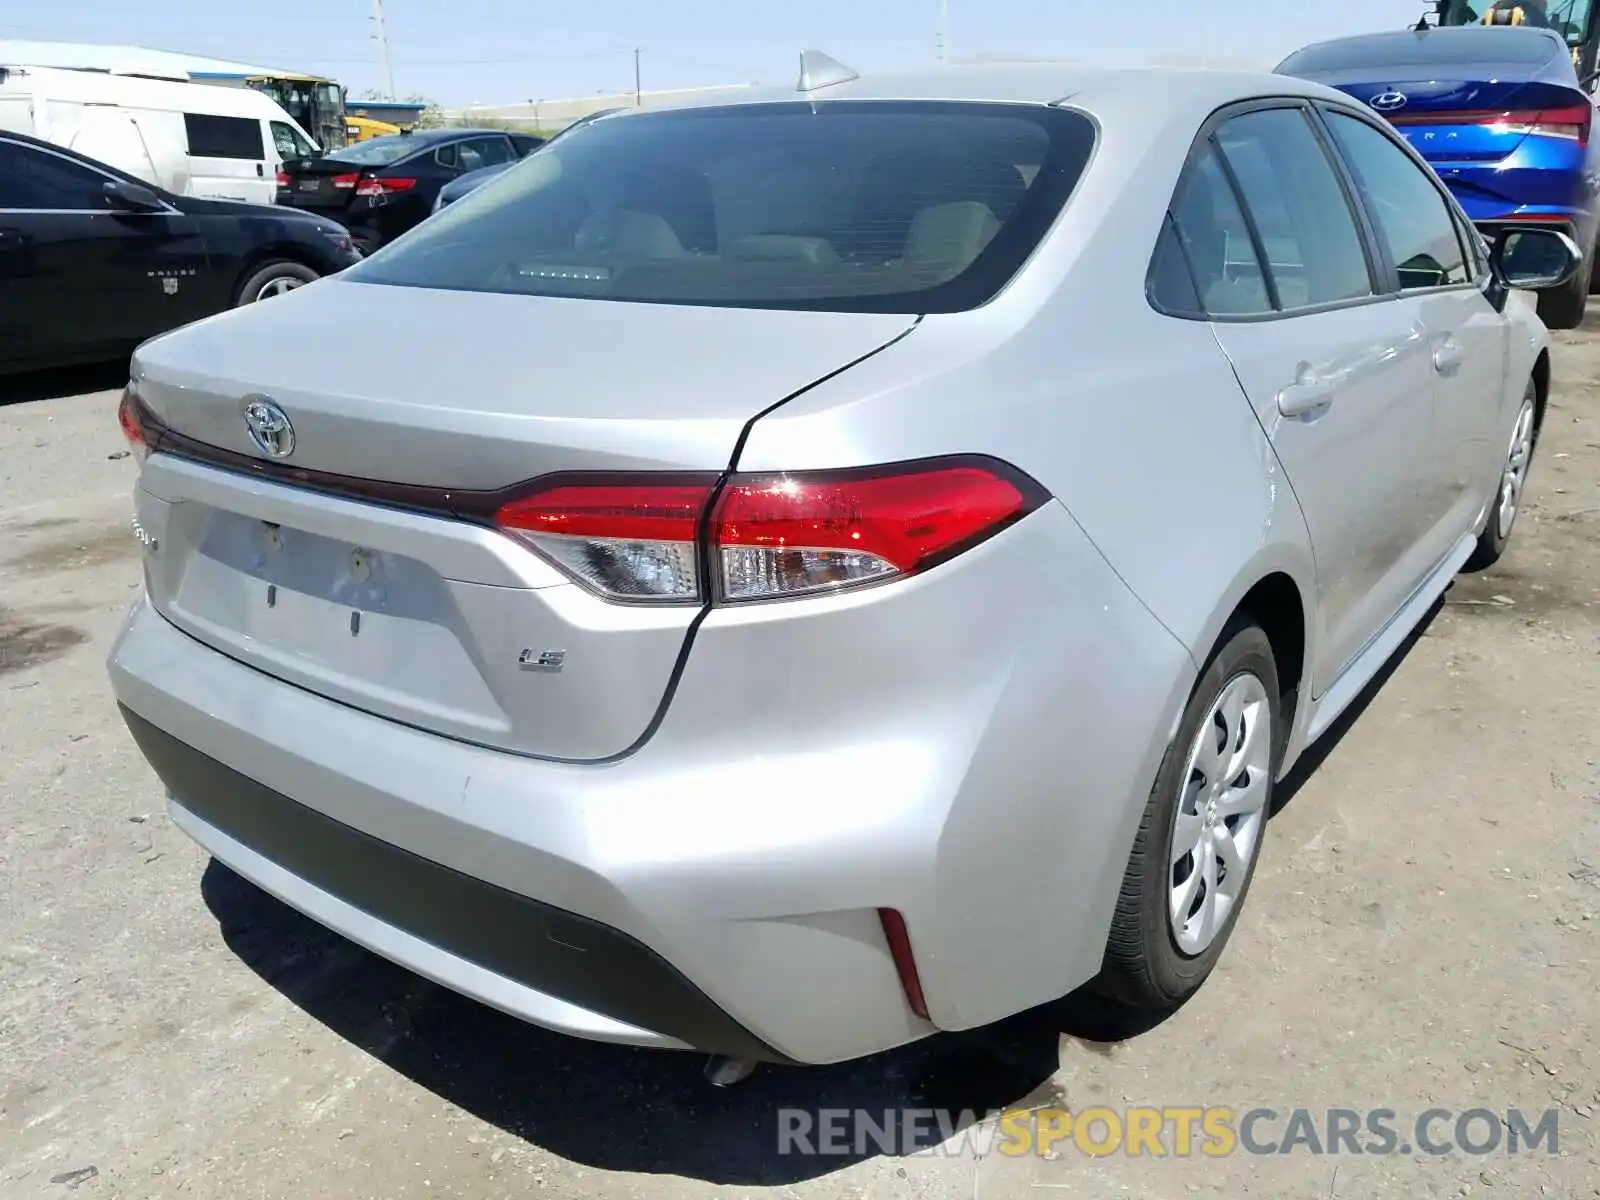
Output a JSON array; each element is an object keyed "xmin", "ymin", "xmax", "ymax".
[
  {"xmin": 1213, "ymin": 107, "xmax": 1375, "ymax": 310},
  {"xmin": 461, "ymin": 136, "xmax": 514, "ymax": 169},
  {"xmin": 184, "ymin": 113, "xmax": 266, "ymax": 160},
  {"xmin": 346, "ymin": 101, "xmax": 1098, "ymax": 314}
]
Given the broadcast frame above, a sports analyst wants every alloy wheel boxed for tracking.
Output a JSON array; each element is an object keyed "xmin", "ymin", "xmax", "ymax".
[
  {"xmin": 1169, "ymin": 672, "xmax": 1272, "ymax": 956},
  {"xmin": 255, "ymin": 276, "xmax": 306, "ymax": 301}
]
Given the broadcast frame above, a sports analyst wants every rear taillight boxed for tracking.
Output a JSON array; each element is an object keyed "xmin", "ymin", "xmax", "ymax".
[
  {"xmin": 494, "ymin": 477, "xmax": 716, "ymax": 603},
  {"xmin": 491, "ymin": 458, "xmax": 1048, "ymax": 605},
  {"xmin": 274, "ymin": 170, "xmax": 290, "ymax": 187},
  {"xmin": 355, "ymin": 177, "xmax": 417, "ymax": 197},
  {"xmin": 1390, "ymin": 105, "xmax": 1593, "ymax": 147},
  {"xmin": 116, "ymin": 386, "xmax": 152, "ymax": 464},
  {"xmin": 711, "ymin": 461, "xmax": 1044, "ymax": 602},
  {"xmin": 332, "ymin": 173, "xmax": 360, "ymax": 189}
]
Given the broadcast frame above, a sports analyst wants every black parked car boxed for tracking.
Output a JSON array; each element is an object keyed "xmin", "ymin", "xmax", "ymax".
[
  {"xmin": 0, "ymin": 131, "xmax": 361, "ymax": 378},
  {"xmin": 278, "ymin": 128, "xmax": 545, "ymax": 252}
]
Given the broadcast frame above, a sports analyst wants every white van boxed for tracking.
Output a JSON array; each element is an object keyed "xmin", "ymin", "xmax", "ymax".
[{"xmin": 0, "ymin": 64, "xmax": 320, "ymax": 204}]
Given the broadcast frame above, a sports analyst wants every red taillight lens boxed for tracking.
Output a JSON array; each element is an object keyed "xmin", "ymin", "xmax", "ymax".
[
  {"xmin": 332, "ymin": 172, "xmax": 360, "ymax": 189},
  {"xmin": 494, "ymin": 477, "xmax": 717, "ymax": 602},
  {"xmin": 355, "ymin": 177, "xmax": 416, "ymax": 197},
  {"xmin": 710, "ymin": 459, "xmax": 1045, "ymax": 602},
  {"xmin": 116, "ymin": 386, "xmax": 152, "ymax": 464},
  {"xmin": 491, "ymin": 458, "xmax": 1048, "ymax": 605},
  {"xmin": 1389, "ymin": 105, "xmax": 1593, "ymax": 146}
]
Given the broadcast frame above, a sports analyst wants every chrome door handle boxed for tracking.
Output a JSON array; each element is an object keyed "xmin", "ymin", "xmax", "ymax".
[
  {"xmin": 1277, "ymin": 372, "xmax": 1335, "ymax": 419},
  {"xmin": 1433, "ymin": 341, "xmax": 1464, "ymax": 376}
]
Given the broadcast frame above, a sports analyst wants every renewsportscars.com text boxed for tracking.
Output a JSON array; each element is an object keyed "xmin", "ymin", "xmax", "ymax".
[{"xmin": 776, "ymin": 1106, "xmax": 1561, "ymax": 1159}]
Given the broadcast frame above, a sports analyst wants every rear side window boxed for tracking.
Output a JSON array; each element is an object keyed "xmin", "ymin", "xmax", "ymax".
[
  {"xmin": 1213, "ymin": 108, "xmax": 1373, "ymax": 310},
  {"xmin": 1147, "ymin": 213, "xmax": 1205, "ymax": 317},
  {"xmin": 1170, "ymin": 147, "xmax": 1273, "ymax": 316},
  {"xmin": 184, "ymin": 113, "xmax": 265, "ymax": 160},
  {"xmin": 346, "ymin": 101, "xmax": 1098, "ymax": 314},
  {"xmin": 1323, "ymin": 111, "xmax": 1470, "ymax": 290}
]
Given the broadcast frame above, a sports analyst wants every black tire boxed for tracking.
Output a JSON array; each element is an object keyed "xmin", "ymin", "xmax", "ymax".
[
  {"xmin": 1538, "ymin": 248, "xmax": 1590, "ymax": 329},
  {"xmin": 1096, "ymin": 620, "xmax": 1280, "ymax": 1011},
  {"xmin": 234, "ymin": 260, "xmax": 319, "ymax": 306},
  {"xmin": 1464, "ymin": 379, "xmax": 1539, "ymax": 573}
]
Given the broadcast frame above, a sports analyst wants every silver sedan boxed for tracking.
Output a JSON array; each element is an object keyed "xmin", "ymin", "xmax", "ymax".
[{"xmin": 108, "ymin": 56, "xmax": 1573, "ymax": 1072}]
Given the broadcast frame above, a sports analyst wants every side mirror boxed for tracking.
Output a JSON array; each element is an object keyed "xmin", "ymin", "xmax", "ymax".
[
  {"xmin": 101, "ymin": 179, "xmax": 167, "ymax": 213},
  {"xmin": 1490, "ymin": 227, "xmax": 1583, "ymax": 291}
]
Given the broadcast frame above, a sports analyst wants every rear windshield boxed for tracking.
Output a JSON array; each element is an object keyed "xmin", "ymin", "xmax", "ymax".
[
  {"xmin": 328, "ymin": 135, "xmax": 423, "ymax": 166},
  {"xmin": 1278, "ymin": 29, "xmax": 1559, "ymax": 73},
  {"xmin": 345, "ymin": 101, "xmax": 1098, "ymax": 314}
]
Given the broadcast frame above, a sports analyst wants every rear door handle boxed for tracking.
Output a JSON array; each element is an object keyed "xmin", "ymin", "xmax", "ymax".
[
  {"xmin": 1277, "ymin": 368, "xmax": 1336, "ymax": 419},
  {"xmin": 1433, "ymin": 340, "xmax": 1464, "ymax": 376}
]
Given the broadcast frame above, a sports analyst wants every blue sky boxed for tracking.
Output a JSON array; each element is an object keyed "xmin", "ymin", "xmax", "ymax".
[{"xmin": 2, "ymin": 0, "xmax": 1433, "ymax": 106}]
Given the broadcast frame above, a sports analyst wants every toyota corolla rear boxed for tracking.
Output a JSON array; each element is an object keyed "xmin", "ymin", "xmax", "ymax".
[
  {"xmin": 1278, "ymin": 26, "xmax": 1599, "ymax": 242},
  {"xmin": 106, "ymin": 98, "xmax": 1193, "ymax": 1065}
]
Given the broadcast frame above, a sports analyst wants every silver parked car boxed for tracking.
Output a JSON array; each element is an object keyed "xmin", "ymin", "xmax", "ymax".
[{"xmin": 109, "ymin": 56, "xmax": 1575, "ymax": 1072}]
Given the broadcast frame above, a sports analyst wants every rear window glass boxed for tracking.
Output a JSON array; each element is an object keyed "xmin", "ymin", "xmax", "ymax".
[
  {"xmin": 330, "ymin": 135, "xmax": 423, "ymax": 166},
  {"xmin": 345, "ymin": 101, "xmax": 1097, "ymax": 314},
  {"xmin": 184, "ymin": 113, "xmax": 264, "ymax": 160},
  {"xmin": 1277, "ymin": 29, "xmax": 1558, "ymax": 72}
]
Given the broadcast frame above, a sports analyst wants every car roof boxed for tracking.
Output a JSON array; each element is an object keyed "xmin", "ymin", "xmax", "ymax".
[
  {"xmin": 1284, "ymin": 24, "xmax": 1565, "ymax": 60},
  {"xmin": 591, "ymin": 61, "xmax": 1355, "ymax": 120},
  {"xmin": 386, "ymin": 127, "xmax": 517, "ymax": 143}
]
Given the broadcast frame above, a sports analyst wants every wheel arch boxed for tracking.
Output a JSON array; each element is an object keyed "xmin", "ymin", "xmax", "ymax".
[
  {"xmin": 1177, "ymin": 551, "xmax": 1316, "ymax": 753},
  {"xmin": 1531, "ymin": 348, "xmax": 1551, "ymax": 435}
]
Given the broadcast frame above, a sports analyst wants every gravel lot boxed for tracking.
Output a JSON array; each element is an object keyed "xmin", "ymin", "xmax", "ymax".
[{"xmin": 2, "ymin": 338, "xmax": 1598, "ymax": 1200}]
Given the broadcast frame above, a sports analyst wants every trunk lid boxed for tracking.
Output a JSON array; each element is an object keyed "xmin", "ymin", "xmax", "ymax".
[
  {"xmin": 130, "ymin": 281, "xmax": 915, "ymax": 760},
  {"xmin": 279, "ymin": 156, "xmax": 368, "ymax": 213}
]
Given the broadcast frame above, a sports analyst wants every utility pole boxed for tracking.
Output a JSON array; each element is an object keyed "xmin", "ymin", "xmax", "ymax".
[
  {"xmin": 371, "ymin": 0, "xmax": 396, "ymax": 100},
  {"xmin": 634, "ymin": 48, "xmax": 642, "ymax": 105},
  {"xmin": 938, "ymin": 0, "xmax": 950, "ymax": 62}
]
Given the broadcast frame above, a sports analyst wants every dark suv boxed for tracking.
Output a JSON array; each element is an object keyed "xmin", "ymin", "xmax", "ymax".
[{"xmin": 277, "ymin": 128, "xmax": 545, "ymax": 252}]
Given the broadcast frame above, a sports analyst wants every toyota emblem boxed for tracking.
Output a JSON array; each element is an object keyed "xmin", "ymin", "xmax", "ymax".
[
  {"xmin": 243, "ymin": 396, "xmax": 295, "ymax": 459},
  {"xmin": 1369, "ymin": 90, "xmax": 1408, "ymax": 112}
]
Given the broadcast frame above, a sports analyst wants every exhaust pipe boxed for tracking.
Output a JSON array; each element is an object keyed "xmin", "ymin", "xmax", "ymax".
[{"xmin": 704, "ymin": 1055, "xmax": 758, "ymax": 1087}]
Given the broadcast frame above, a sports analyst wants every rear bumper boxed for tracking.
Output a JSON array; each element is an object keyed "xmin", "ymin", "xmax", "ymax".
[
  {"xmin": 123, "ymin": 705, "xmax": 784, "ymax": 1061},
  {"xmin": 108, "ymin": 499, "xmax": 1194, "ymax": 1065}
]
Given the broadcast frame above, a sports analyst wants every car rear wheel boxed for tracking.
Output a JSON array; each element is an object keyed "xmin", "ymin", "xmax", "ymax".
[
  {"xmin": 1096, "ymin": 620, "xmax": 1279, "ymax": 1011},
  {"xmin": 236, "ymin": 261, "xmax": 319, "ymax": 306},
  {"xmin": 1464, "ymin": 381, "xmax": 1538, "ymax": 573}
]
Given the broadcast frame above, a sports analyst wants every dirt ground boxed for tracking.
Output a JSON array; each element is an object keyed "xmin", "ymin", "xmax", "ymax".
[{"xmin": 2, "ymin": 335, "xmax": 1597, "ymax": 1200}]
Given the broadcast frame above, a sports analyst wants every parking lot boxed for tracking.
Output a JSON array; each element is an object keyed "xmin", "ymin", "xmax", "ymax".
[{"xmin": 2, "ymin": 333, "xmax": 1598, "ymax": 1199}]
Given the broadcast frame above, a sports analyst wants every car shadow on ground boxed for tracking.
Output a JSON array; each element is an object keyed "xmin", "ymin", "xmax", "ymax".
[
  {"xmin": 202, "ymin": 864, "xmax": 1170, "ymax": 1185},
  {"xmin": 0, "ymin": 362, "xmax": 129, "ymax": 408},
  {"xmin": 198, "ymin": 592, "xmax": 1448, "ymax": 1185},
  {"xmin": 1272, "ymin": 592, "xmax": 1444, "ymax": 815}
]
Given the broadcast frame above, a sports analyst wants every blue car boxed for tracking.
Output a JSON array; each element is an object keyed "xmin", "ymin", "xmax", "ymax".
[{"xmin": 1278, "ymin": 24, "xmax": 1600, "ymax": 328}]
